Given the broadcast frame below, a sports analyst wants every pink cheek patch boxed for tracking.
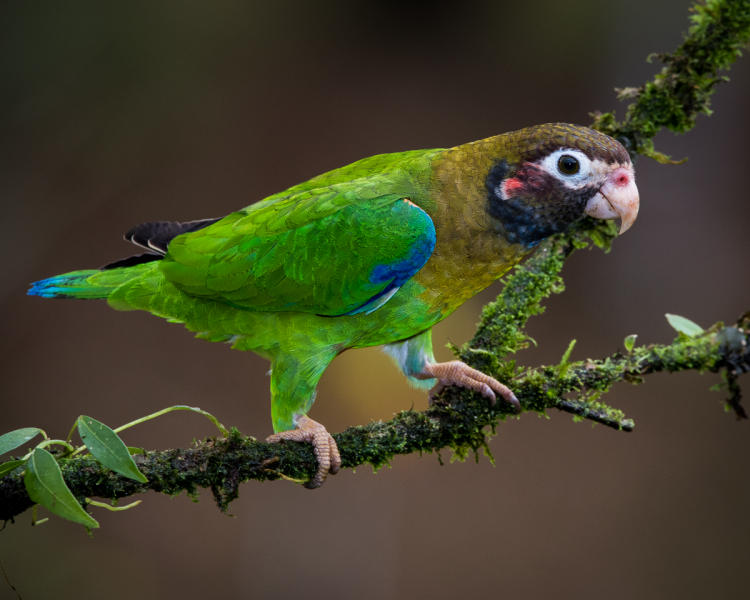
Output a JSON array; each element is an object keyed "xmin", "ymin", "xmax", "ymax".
[{"xmin": 501, "ymin": 177, "xmax": 524, "ymax": 198}]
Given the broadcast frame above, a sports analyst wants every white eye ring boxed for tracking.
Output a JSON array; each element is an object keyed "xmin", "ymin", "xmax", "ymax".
[{"xmin": 539, "ymin": 148, "xmax": 592, "ymax": 188}]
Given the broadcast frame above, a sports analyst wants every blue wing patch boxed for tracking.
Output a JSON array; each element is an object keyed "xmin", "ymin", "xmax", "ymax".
[{"xmin": 345, "ymin": 199, "xmax": 436, "ymax": 316}]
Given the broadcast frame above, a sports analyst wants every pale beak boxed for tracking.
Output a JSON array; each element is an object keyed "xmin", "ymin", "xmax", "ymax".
[{"xmin": 585, "ymin": 165, "xmax": 639, "ymax": 234}]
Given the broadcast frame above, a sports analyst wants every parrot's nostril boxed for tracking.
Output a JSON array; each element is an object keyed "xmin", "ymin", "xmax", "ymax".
[{"xmin": 612, "ymin": 168, "xmax": 630, "ymax": 187}]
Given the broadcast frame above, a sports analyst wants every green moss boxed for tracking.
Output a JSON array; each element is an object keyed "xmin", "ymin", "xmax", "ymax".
[
  {"xmin": 592, "ymin": 0, "xmax": 750, "ymax": 162},
  {"xmin": 32, "ymin": 302, "xmax": 738, "ymax": 517}
]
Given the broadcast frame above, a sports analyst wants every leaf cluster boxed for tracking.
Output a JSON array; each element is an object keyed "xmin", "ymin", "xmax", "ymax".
[{"xmin": 0, "ymin": 407, "xmax": 228, "ymax": 528}]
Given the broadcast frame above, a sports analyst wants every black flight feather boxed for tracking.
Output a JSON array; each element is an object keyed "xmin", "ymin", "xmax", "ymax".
[
  {"xmin": 101, "ymin": 252, "xmax": 163, "ymax": 270},
  {"xmin": 101, "ymin": 217, "xmax": 220, "ymax": 270},
  {"xmin": 125, "ymin": 217, "xmax": 221, "ymax": 254}
]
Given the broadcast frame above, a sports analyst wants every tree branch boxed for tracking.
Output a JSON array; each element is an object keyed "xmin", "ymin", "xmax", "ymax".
[
  {"xmin": 2, "ymin": 0, "xmax": 749, "ymax": 523},
  {"xmin": 2, "ymin": 287, "xmax": 747, "ymax": 521},
  {"xmin": 591, "ymin": 0, "xmax": 750, "ymax": 162}
]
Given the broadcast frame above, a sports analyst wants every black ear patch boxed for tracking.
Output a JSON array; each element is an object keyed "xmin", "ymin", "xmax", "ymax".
[
  {"xmin": 485, "ymin": 159, "xmax": 593, "ymax": 247},
  {"xmin": 485, "ymin": 159, "xmax": 551, "ymax": 247},
  {"xmin": 485, "ymin": 159, "xmax": 511, "ymax": 202},
  {"xmin": 125, "ymin": 217, "xmax": 220, "ymax": 254}
]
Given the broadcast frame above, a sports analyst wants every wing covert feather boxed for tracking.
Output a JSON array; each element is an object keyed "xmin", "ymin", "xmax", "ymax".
[{"xmin": 161, "ymin": 192, "xmax": 435, "ymax": 316}]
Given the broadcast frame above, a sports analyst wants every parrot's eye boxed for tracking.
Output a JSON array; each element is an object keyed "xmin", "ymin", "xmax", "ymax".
[
  {"xmin": 557, "ymin": 155, "xmax": 580, "ymax": 175},
  {"xmin": 539, "ymin": 148, "xmax": 592, "ymax": 188}
]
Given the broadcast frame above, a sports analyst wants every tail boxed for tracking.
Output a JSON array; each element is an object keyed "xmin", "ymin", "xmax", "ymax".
[
  {"xmin": 28, "ymin": 266, "xmax": 150, "ymax": 300},
  {"xmin": 29, "ymin": 216, "xmax": 224, "ymax": 302},
  {"xmin": 29, "ymin": 217, "xmax": 221, "ymax": 301}
]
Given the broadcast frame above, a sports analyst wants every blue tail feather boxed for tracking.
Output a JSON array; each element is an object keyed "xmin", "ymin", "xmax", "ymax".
[{"xmin": 27, "ymin": 270, "xmax": 111, "ymax": 299}]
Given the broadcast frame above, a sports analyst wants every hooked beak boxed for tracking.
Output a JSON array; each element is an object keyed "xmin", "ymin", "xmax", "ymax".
[{"xmin": 585, "ymin": 165, "xmax": 639, "ymax": 234}]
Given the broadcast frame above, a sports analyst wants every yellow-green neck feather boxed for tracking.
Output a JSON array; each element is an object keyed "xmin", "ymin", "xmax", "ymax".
[{"xmin": 413, "ymin": 133, "xmax": 528, "ymax": 315}]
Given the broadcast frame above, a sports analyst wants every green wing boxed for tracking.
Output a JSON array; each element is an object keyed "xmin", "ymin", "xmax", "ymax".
[{"xmin": 160, "ymin": 189, "xmax": 436, "ymax": 316}]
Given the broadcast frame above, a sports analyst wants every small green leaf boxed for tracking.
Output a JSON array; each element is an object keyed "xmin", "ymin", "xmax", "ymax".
[
  {"xmin": 0, "ymin": 427, "xmax": 42, "ymax": 456},
  {"xmin": 665, "ymin": 313, "xmax": 704, "ymax": 337},
  {"xmin": 560, "ymin": 339, "xmax": 577, "ymax": 365},
  {"xmin": 556, "ymin": 339, "xmax": 577, "ymax": 378},
  {"xmin": 0, "ymin": 459, "xmax": 25, "ymax": 477},
  {"xmin": 126, "ymin": 446, "xmax": 145, "ymax": 456},
  {"xmin": 24, "ymin": 448, "xmax": 99, "ymax": 529},
  {"xmin": 77, "ymin": 416, "xmax": 148, "ymax": 483},
  {"xmin": 624, "ymin": 334, "xmax": 638, "ymax": 353}
]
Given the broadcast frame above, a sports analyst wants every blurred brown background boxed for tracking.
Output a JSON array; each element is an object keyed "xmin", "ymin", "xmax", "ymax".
[{"xmin": 1, "ymin": 1, "xmax": 749, "ymax": 598}]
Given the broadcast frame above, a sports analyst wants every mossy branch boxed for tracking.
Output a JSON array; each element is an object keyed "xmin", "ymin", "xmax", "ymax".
[
  {"xmin": 2, "ymin": 0, "xmax": 749, "ymax": 523},
  {"xmin": 1, "ymin": 302, "xmax": 747, "ymax": 521},
  {"xmin": 591, "ymin": 0, "xmax": 750, "ymax": 162}
]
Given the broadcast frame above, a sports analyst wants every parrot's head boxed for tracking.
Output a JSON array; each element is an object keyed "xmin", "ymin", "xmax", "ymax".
[{"xmin": 485, "ymin": 123, "xmax": 639, "ymax": 247}]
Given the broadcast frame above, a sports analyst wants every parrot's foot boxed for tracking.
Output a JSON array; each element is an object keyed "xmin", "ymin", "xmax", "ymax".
[
  {"xmin": 418, "ymin": 360, "xmax": 520, "ymax": 411},
  {"xmin": 266, "ymin": 415, "xmax": 341, "ymax": 489}
]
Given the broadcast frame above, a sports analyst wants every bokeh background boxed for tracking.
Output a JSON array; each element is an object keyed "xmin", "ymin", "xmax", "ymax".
[{"xmin": 2, "ymin": 1, "xmax": 749, "ymax": 598}]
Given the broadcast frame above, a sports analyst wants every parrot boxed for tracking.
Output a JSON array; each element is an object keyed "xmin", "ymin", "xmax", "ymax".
[{"xmin": 28, "ymin": 123, "xmax": 639, "ymax": 488}]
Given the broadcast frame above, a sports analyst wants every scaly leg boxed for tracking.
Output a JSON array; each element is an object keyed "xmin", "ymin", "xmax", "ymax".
[
  {"xmin": 266, "ymin": 415, "xmax": 341, "ymax": 489},
  {"xmin": 417, "ymin": 360, "xmax": 519, "ymax": 410},
  {"xmin": 384, "ymin": 329, "xmax": 519, "ymax": 410},
  {"xmin": 267, "ymin": 348, "xmax": 340, "ymax": 488}
]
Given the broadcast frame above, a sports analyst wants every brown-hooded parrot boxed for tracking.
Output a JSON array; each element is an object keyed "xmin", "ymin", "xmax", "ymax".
[{"xmin": 29, "ymin": 123, "xmax": 639, "ymax": 487}]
